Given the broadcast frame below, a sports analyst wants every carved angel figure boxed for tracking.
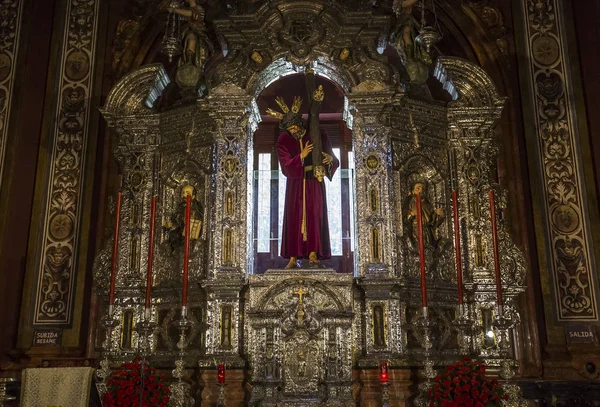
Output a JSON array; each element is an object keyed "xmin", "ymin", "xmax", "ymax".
[
  {"xmin": 391, "ymin": 0, "xmax": 430, "ymax": 84},
  {"xmin": 167, "ymin": 0, "xmax": 213, "ymax": 89},
  {"xmin": 168, "ymin": 0, "xmax": 208, "ymax": 66}
]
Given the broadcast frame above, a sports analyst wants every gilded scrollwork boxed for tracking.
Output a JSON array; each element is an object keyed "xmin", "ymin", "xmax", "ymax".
[
  {"xmin": 0, "ymin": 0, "xmax": 24, "ymax": 189},
  {"xmin": 33, "ymin": 0, "xmax": 100, "ymax": 324},
  {"xmin": 462, "ymin": 0, "xmax": 511, "ymax": 62},
  {"xmin": 246, "ymin": 272, "xmax": 354, "ymax": 405},
  {"xmin": 522, "ymin": 0, "xmax": 598, "ymax": 320},
  {"xmin": 283, "ymin": 331, "xmax": 322, "ymax": 394}
]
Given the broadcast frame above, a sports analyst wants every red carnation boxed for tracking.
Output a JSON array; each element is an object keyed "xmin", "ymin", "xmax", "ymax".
[
  {"xmin": 427, "ymin": 359, "xmax": 506, "ymax": 407},
  {"xmin": 102, "ymin": 359, "xmax": 170, "ymax": 407}
]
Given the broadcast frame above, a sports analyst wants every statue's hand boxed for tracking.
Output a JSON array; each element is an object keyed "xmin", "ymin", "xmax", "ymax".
[
  {"xmin": 300, "ymin": 141, "xmax": 313, "ymax": 160},
  {"xmin": 322, "ymin": 152, "xmax": 333, "ymax": 165},
  {"xmin": 435, "ymin": 208, "xmax": 444, "ymax": 216},
  {"xmin": 312, "ymin": 85, "xmax": 324, "ymax": 102}
]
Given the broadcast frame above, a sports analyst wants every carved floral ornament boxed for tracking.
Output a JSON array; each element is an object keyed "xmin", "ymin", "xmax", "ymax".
[
  {"xmin": 0, "ymin": 0, "xmax": 24, "ymax": 192},
  {"xmin": 522, "ymin": 0, "xmax": 598, "ymax": 321},
  {"xmin": 33, "ymin": 0, "xmax": 100, "ymax": 325}
]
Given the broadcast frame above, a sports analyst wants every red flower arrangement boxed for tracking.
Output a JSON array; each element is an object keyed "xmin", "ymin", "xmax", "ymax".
[
  {"xmin": 103, "ymin": 357, "xmax": 170, "ymax": 407},
  {"xmin": 427, "ymin": 357, "xmax": 508, "ymax": 407}
]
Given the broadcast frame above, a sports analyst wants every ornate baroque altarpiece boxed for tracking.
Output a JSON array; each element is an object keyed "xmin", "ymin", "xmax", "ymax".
[{"xmin": 93, "ymin": 1, "xmax": 527, "ymax": 405}]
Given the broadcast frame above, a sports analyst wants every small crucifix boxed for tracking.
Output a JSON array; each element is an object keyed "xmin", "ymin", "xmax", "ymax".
[{"xmin": 293, "ymin": 280, "xmax": 308, "ymax": 324}]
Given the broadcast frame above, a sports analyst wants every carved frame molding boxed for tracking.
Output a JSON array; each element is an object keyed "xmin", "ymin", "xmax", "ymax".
[
  {"xmin": 0, "ymin": 0, "xmax": 25, "ymax": 191},
  {"xmin": 520, "ymin": 0, "xmax": 599, "ymax": 322},
  {"xmin": 32, "ymin": 0, "xmax": 101, "ymax": 325}
]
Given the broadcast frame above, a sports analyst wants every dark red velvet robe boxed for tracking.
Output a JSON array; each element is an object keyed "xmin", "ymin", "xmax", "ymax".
[{"xmin": 277, "ymin": 130, "xmax": 339, "ymax": 259}]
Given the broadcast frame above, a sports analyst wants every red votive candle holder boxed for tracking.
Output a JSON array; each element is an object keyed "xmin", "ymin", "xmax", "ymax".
[
  {"xmin": 379, "ymin": 361, "xmax": 388, "ymax": 383},
  {"xmin": 218, "ymin": 363, "xmax": 225, "ymax": 384}
]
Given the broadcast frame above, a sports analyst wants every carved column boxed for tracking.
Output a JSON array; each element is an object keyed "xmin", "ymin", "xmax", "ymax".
[
  {"xmin": 17, "ymin": 0, "xmax": 102, "ymax": 351},
  {"xmin": 516, "ymin": 0, "xmax": 600, "ymax": 379},
  {"xmin": 519, "ymin": 0, "xmax": 599, "ymax": 322},
  {"xmin": 347, "ymin": 91, "xmax": 396, "ymax": 277},
  {"xmin": 446, "ymin": 107, "xmax": 523, "ymax": 358},
  {"xmin": 0, "ymin": 0, "xmax": 24, "ymax": 190},
  {"xmin": 201, "ymin": 91, "xmax": 251, "ymax": 365},
  {"xmin": 206, "ymin": 92, "xmax": 252, "ymax": 278},
  {"xmin": 98, "ymin": 65, "xmax": 175, "ymax": 353},
  {"xmin": 106, "ymin": 116, "xmax": 161, "ymax": 349},
  {"xmin": 349, "ymin": 92, "xmax": 410, "ymax": 376},
  {"xmin": 446, "ymin": 105, "xmax": 503, "ymax": 283}
]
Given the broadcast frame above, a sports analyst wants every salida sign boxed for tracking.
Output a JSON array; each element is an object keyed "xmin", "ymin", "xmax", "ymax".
[{"xmin": 566, "ymin": 325, "xmax": 596, "ymax": 343}]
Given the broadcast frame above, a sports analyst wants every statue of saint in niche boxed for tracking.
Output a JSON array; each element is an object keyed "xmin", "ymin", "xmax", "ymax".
[
  {"xmin": 403, "ymin": 179, "xmax": 444, "ymax": 248},
  {"xmin": 267, "ymin": 81, "xmax": 340, "ymax": 269},
  {"xmin": 166, "ymin": 184, "xmax": 203, "ymax": 252}
]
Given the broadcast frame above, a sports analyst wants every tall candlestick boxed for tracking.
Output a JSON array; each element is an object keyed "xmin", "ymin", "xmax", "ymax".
[
  {"xmin": 182, "ymin": 194, "xmax": 192, "ymax": 307},
  {"xmin": 489, "ymin": 190, "xmax": 503, "ymax": 307},
  {"xmin": 108, "ymin": 192, "xmax": 123, "ymax": 308},
  {"xmin": 218, "ymin": 363, "xmax": 226, "ymax": 384},
  {"xmin": 452, "ymin": 190, "xmax": 464, "ymax": 305},
  {"xmin": 145, "ymin": 195, "xmax": 157, "ymax": 314},
  {"xmin": 416, "ymin": 194, "xmax": 427, "ymax": 308}
]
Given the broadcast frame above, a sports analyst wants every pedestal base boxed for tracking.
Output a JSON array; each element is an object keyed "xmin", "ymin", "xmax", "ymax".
[
  {"xmin": 246, "ymin": 271, "xmax": 354, "ymax": 405},
  {"xmin": 201, "ymin": 369, "xmax": 245, "ymax": 407},
  {"xmin": 358, "ymin": 368, "xmax": 413, "ymax": 407}
]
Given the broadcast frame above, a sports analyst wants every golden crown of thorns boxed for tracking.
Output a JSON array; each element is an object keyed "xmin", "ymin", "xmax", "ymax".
[{"xmin": 265, "ymin": 96, "xmax": 303, "ymax": 120}]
